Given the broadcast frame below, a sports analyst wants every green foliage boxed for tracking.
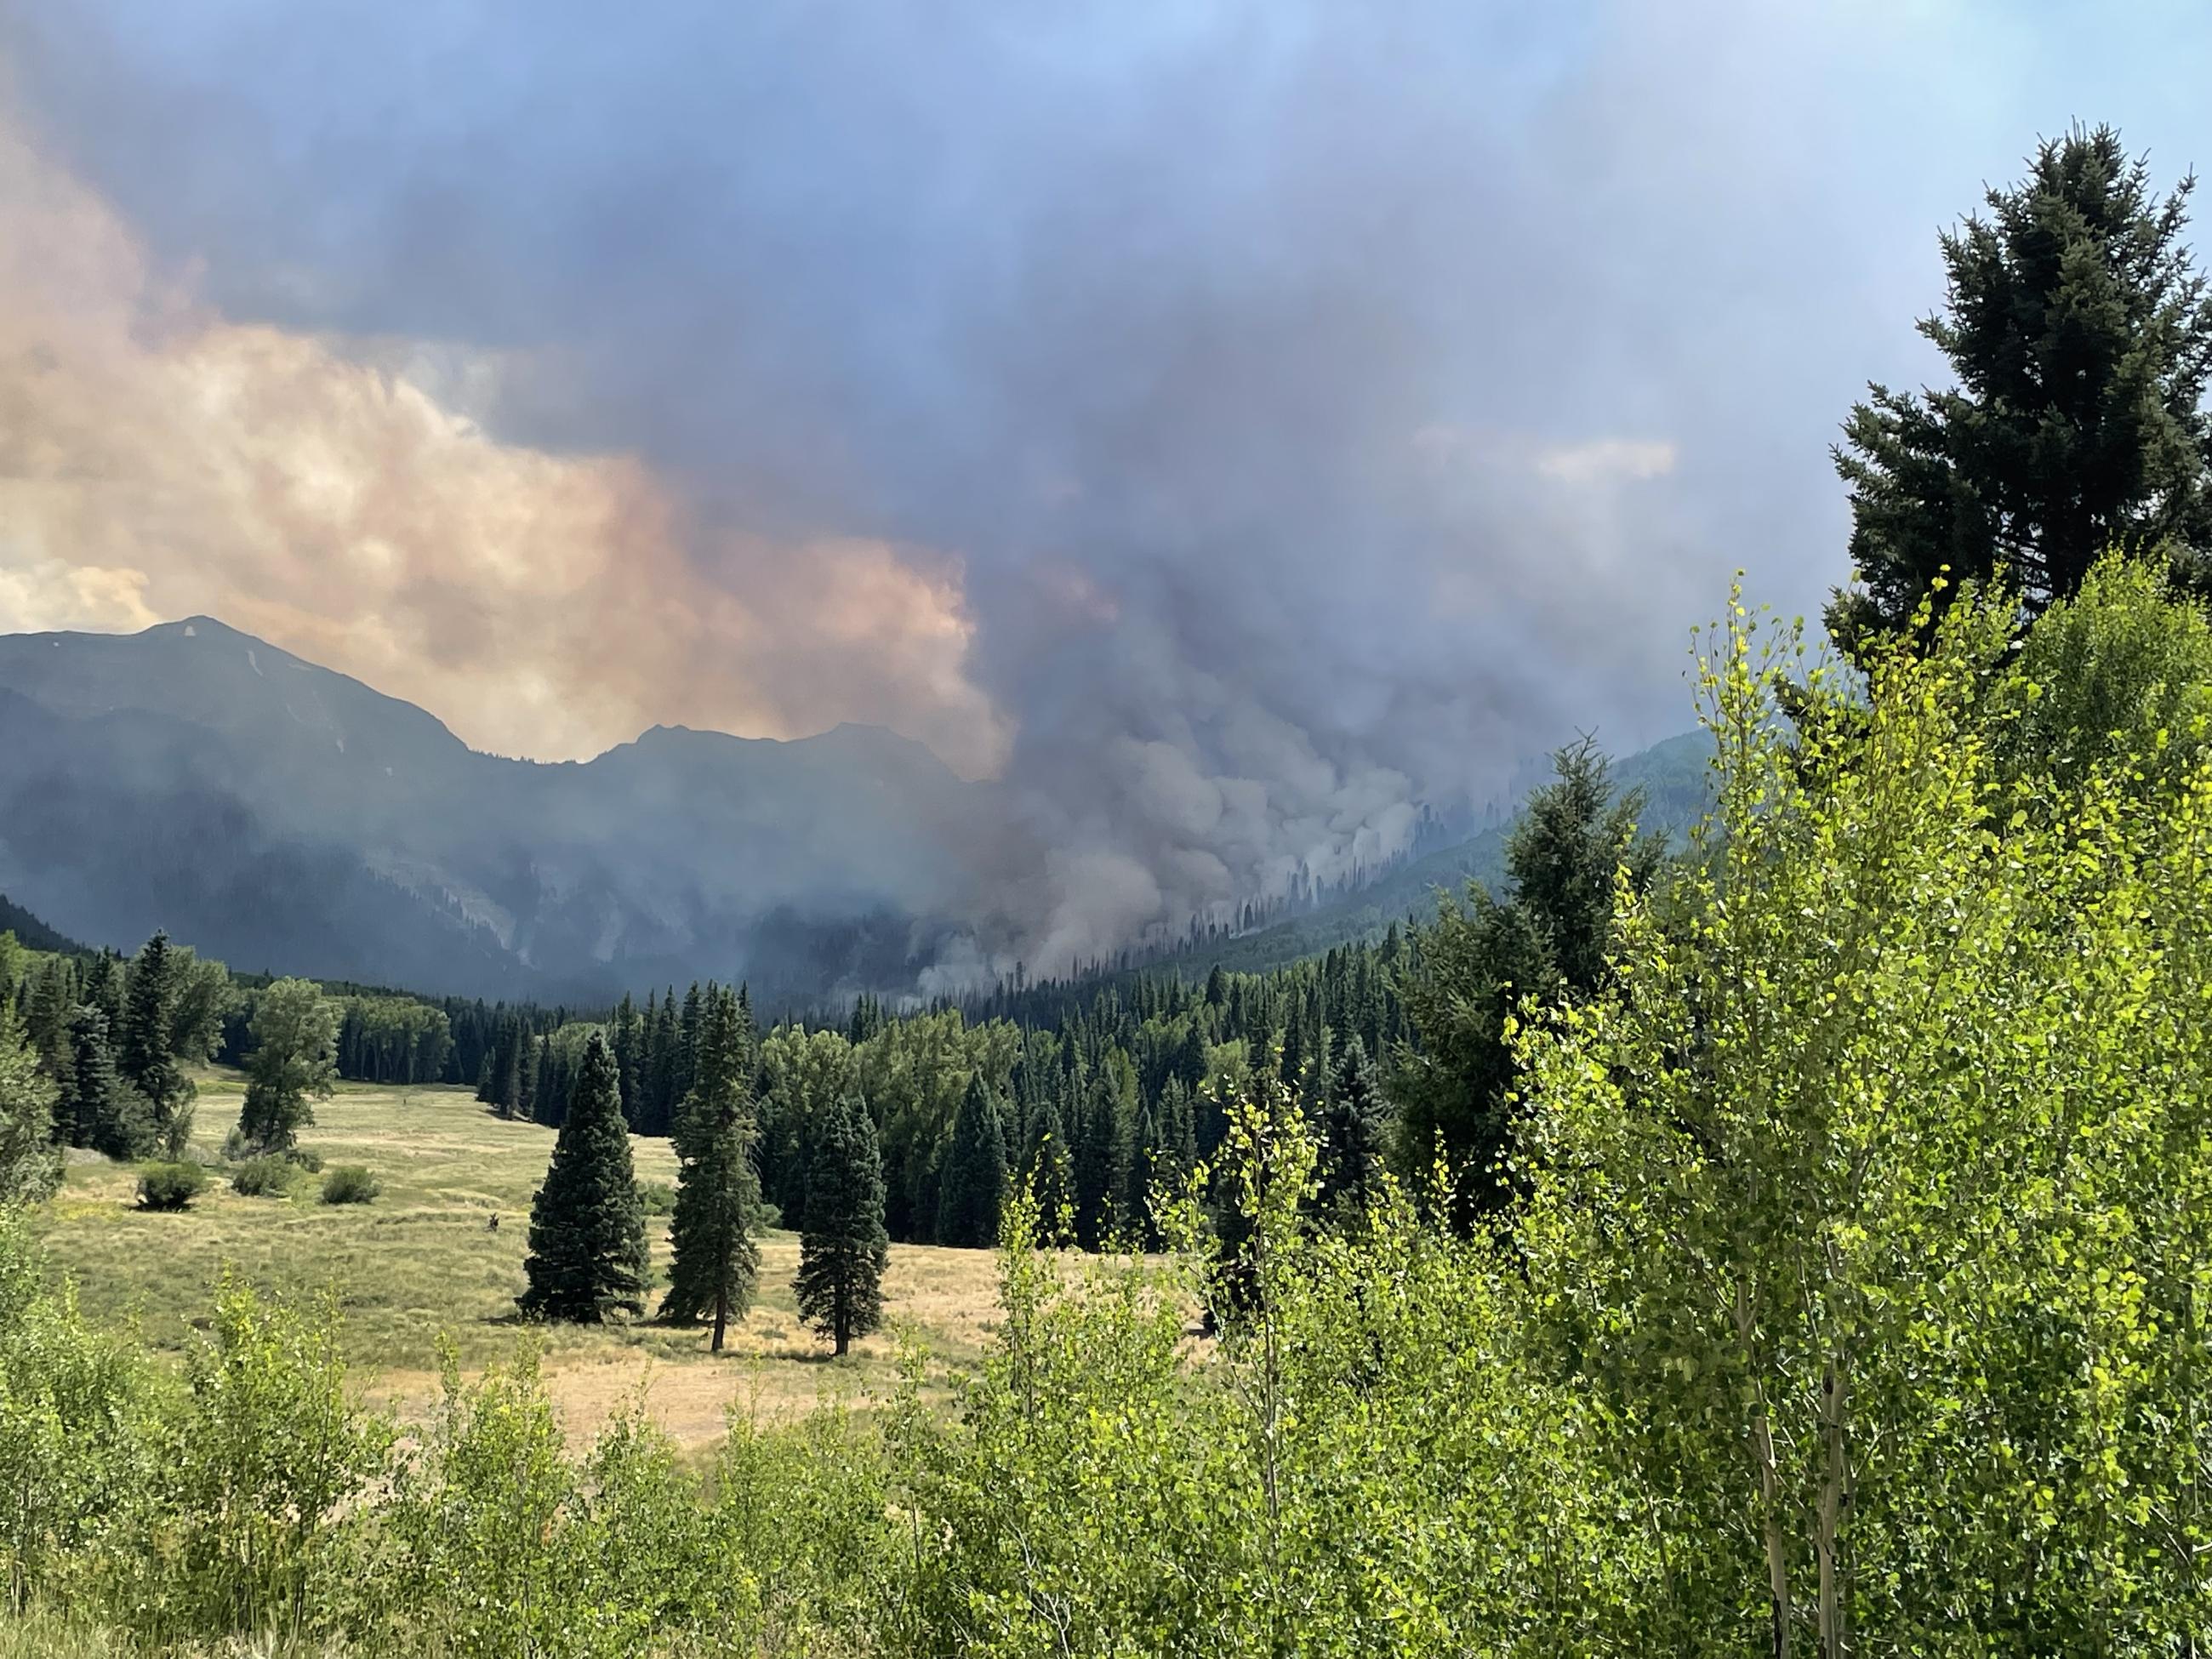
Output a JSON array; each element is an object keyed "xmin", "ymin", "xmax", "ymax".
[
  {"xmin": 0, "ymin": 996, "xmax": 60, "ymax": 1205},
  {"xmin": 1996, "ymin": 551, "xmax": 2212, "ymax": 790},
  {"xmin": 318, "ymin": 1165, "xmax": 379, "ymax": 1206},
  {"xmin": 228, "ymin": 1154, "xmax": 297, "ymax": 1198},
  {"xmin": 755, "ymin": 1023, "xmax": 858, "ymax": 1233},
  {"xmin": 60, "ymin": 1006, "xmax": 151, "ymax": 1162},
  {"xmin": 936, "ymin": 1071, "xmax": 1008, "ymax": 1248},
  {"xmin": 25, "ymin": 565, "xmax": 2212, "ymax": 1652},
  {"xmin": 519, "ymin": 1033, "xmax": 648, "ymax": 1323},
  {"xmin": 1833, "ymin": 124, "xmax": 2212, "ymax": 646},
  {"xmin": 1515, "ymin": 578, "xmax": 2212, "ymax": 1647},
  {"xmin": 334, "ymin": 994, "xmax": 452, "ymax": 1086},
  {"xmin": 1313, "ymin": 1032, "xmax": 1384, "ymax": 1217},
  {"xmin": 117, "ymin": 932, "xmax": 192, "ymax": 1157},
  {"xmin": 122, "ymin": 1280, "xmax": 390, "ymax": 1644},
  {"xmin": 662, "ymin": 986, "xmax": 761, "ymax": 1347},
  {"xmin": 236, "ymin": 978, "xmax": 338, "ymax": 1154},
  {"xmin": 134, "ymin": 1163, "xmax": 206, "ymax": 1212},
  {"xmin": 1390, "ymin": 736, "xmax": 1659, "ymax": 1224},
  {"xmin": 0, "ymin": 1214, "xmax": 145, "ymax": 1615},
  {"xmin": 794, "ymin": 1092, "xmax": 888, "ymax": 1355}
]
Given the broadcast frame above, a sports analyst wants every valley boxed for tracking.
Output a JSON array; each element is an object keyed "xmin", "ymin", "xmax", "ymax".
[{"xmin": 34, "ymin": 1069, "xmax": 1001, "ymax": 1446}]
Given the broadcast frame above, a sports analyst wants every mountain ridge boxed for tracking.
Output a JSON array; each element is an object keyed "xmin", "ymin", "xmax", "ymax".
[{"xmin": 0, "ymin": 616, "xmax": 1702, "ymax": 1006}]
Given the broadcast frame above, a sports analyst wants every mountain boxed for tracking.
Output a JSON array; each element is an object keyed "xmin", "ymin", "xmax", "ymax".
[
  {"xmin": 0, "ymin": 618, "xmax": 1005, "ymax": 1003},
  {"xmin": 0, "ymin": 892, "xmax": 87, "ymax": 956},
  {"xmin": 0, "ymin": 616, "xmax": 1707, "ymax": 1006}
]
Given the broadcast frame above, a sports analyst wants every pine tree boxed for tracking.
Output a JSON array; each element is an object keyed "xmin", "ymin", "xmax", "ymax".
[
  {"xmin": 1023, "ymin": 1087, "xmax": 1073, "ymax": 1238},
  {"xmin": 611, "ymin": 994, "xmax": 641, "ymax": 1128},
  {"xmin": 1833, "ymin": 125, "xmax": 2212, "ymax": 648},
  {"xmin": 938, "ymin": 1073, "xmax": 1009, "ymax": 1248},
  {"xmin": 662, "ymin": 989, "xmax": 761, "ymax": 1349},
  {"xmin": 1317, "ymin": 1035, "xmax": 1386, "ymax": 1216},
  {"xmin": 0, "ymin": 995, "xmax": 61, "ymax": 1202},
  {"xmin": 533, "ymin": 1035, "xmax": 560, "ymax": 1126},
  {"xmin": 794, "ymin": 1092, "xmax": 887, "ymax": 1356},
  {"xmin": 675, "ymin": 982, "xmax": 704, "ymax": 1114},
  {"xmin": 516, "ymin": 1031, "xmax": 540, "ymax": 1124},
  {"xmin": 119, "ymin": 931, "xmax": 193, "ymax": 1153},
  {"xmin": 1071, "ymin": 1067, "xmax": 1120, "ymax": 1249},
  {"xmin": 28, "ymin": 957, "xmax": 75, "ymax": 1108},
  {"xmin": 644, "ymin": 990, "xmax": 679, "ymax": 1136},
  {"xmin": 61, "ymin": 1005, "xmax": 151, "ymax": 1160},
  {"xmin": 520, "ymin": 1033, "xmax": 648, "ymax": 1322}
]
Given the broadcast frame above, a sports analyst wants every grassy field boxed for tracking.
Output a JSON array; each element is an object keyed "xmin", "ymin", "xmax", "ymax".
[{"xmin": 31, "ymin": 1070, "xmax": 1003, "ymax": 1447}]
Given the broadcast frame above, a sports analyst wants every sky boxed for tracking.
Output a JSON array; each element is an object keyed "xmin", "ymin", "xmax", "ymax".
[{"xmin": 3, "ymin": 0, "xmax": 2210, "ymax": 969}]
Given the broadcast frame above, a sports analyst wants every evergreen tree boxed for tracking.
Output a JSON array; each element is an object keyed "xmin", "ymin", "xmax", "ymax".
[
  {"xmin": 611, "ymin": 995, "xmax": 641, "ymax": 1129},
  {"xmin": 61, "ymin": 1005, "xmax": 151, "ymax": 1160},
  {"xmin": 1316, "ymin": 1035, "xmax": 1386, "ymax": 1216},
  {"xmin": 662, "ymin": 989, "xmax": 761, "ymax": 1349},
  {"xmin": 83, "ymin": 951, "xmax": 123, "ymax": 1031},
  {"xmin": 1071, "ymin": 1067, "xmax": 1120, "ymax": 1249},
  {"xmin": 533, "ymin": 1035, "xmax": 560, "ymax": 1126},
  {"xmin": 520, "ymin": 1033, "xmax": 649, "ymax": 1322},
  {"xmin": 27, "ymin": 957, "xmax": 75, "ymax": 1105},
  {"xmin": 0, "ymin": 994, "xmax": 61, "ymax": 1202},
  {"xmin": 938, "ymin": 1074, "xmax": 1009, "ymax": 1248},
  {"xmin": 516, "ymin": 1031, "xmax": 540, "ymax": 1124},
  {"xmin": 1833, "ymin": 125, "xmax": 2212, "ymax": 647},
  {"xmin": 794, "ymin": 1092, "xmax": 888, "ymax": 1356},
  {"xmin": 236, "ymin": 978, "xmax": 339, "ymax": 1154},
  {"xmin": 119, "ymin": 931, "xmax": 193, "ymax": 1154},
  {"xmin": 675, "ymin": 982, "xmax": 704, "ymax": 1113},
  {"xmin": 1392, "ymin": 740, "xmax": 1658, "ymax": 1226},
  {"xmin": 645, "ymin": 990, "xmax": 680, "ymax": 1137},
  {"xmin": 1022, "ymin": 1087, "xmax": 1073, "ymax": 1238}
]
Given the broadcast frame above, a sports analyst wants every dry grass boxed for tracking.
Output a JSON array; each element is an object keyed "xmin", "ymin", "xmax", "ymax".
[{"xmin": 31, "ymin": 1070, "xmax": 1005, "ymax": 1447}]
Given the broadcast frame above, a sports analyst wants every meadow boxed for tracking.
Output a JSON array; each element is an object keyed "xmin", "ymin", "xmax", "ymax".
[{"xmin": 29, "ymin": 1069, "xmax": 1002, "ymax": 1445}]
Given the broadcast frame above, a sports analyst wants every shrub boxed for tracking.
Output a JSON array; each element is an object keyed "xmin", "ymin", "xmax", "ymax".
[
  {"xmin": 320, "ymin": 1166, "xmax": 379, "ymax": 1206},
  {"xmin": 136, "ymin": 1163, "xmax": 207, "ymax": 1211},
  {"xmin": 639, "ymin": 1179, "xmax": 676, "ymax": 1217},
  {"xmin": 288, "ymin": 1148, "xmax": 325, "ymax": 1174},
  {"xmin": 229, "ymin": 1155, "xmax": 295, "ymax": 1198}
]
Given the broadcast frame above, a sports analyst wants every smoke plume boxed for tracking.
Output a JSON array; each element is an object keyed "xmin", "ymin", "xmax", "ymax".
[{"xmin": 4, "ymin": 1, "xmax": 2209, "ymax": 975}]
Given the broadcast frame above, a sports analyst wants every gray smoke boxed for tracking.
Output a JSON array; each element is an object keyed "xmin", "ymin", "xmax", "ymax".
[{"xmin": 7, "ymin": 0, "xmax": 2209, "ymax": 976}]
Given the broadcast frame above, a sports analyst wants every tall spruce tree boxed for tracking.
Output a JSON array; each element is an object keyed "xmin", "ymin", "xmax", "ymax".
[
  {"xmin": 938, "ymin": 1073, "xmax": 1008, "ymax": 1248},
  {"xmin": 520, "ymin": 1033, "xmax": 648, "ymax": 1322},
  {"xmin": 1317, "ymin": 1035, "xmax": 1386, "ymax": 1217},
  {"xmin": 1833, "ymin": 124, "xmax": 2212, "ymax": 647},
  {"xmin": 27, "ymin": 956, "xmax": 75, "ymax": 1086},
  {"xmin": 1023, "ymin": 1087, "xmax": 1073, "ymax": 1238},
  {"xmin": 661, "ymin": 988, "xmax": 761, "ymax": 1349},
  {"xmin": 533, "ymin": 1035, "xmax": 560, "ymax": 1126},
  {"xmin": 612, "ymin": 995, "xmax": 641, "ymax": 1129},
  {"xmin": 119, "ymin": 931, "xmax": 193, "ymax": 1154},
  {"xmin": 61, "ymin": 1004, "xmax": 151, "ymax": 1160},
  {"xmin": 794, "ymin": 1092, "xmax": 887, "ymax": 1356}
]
